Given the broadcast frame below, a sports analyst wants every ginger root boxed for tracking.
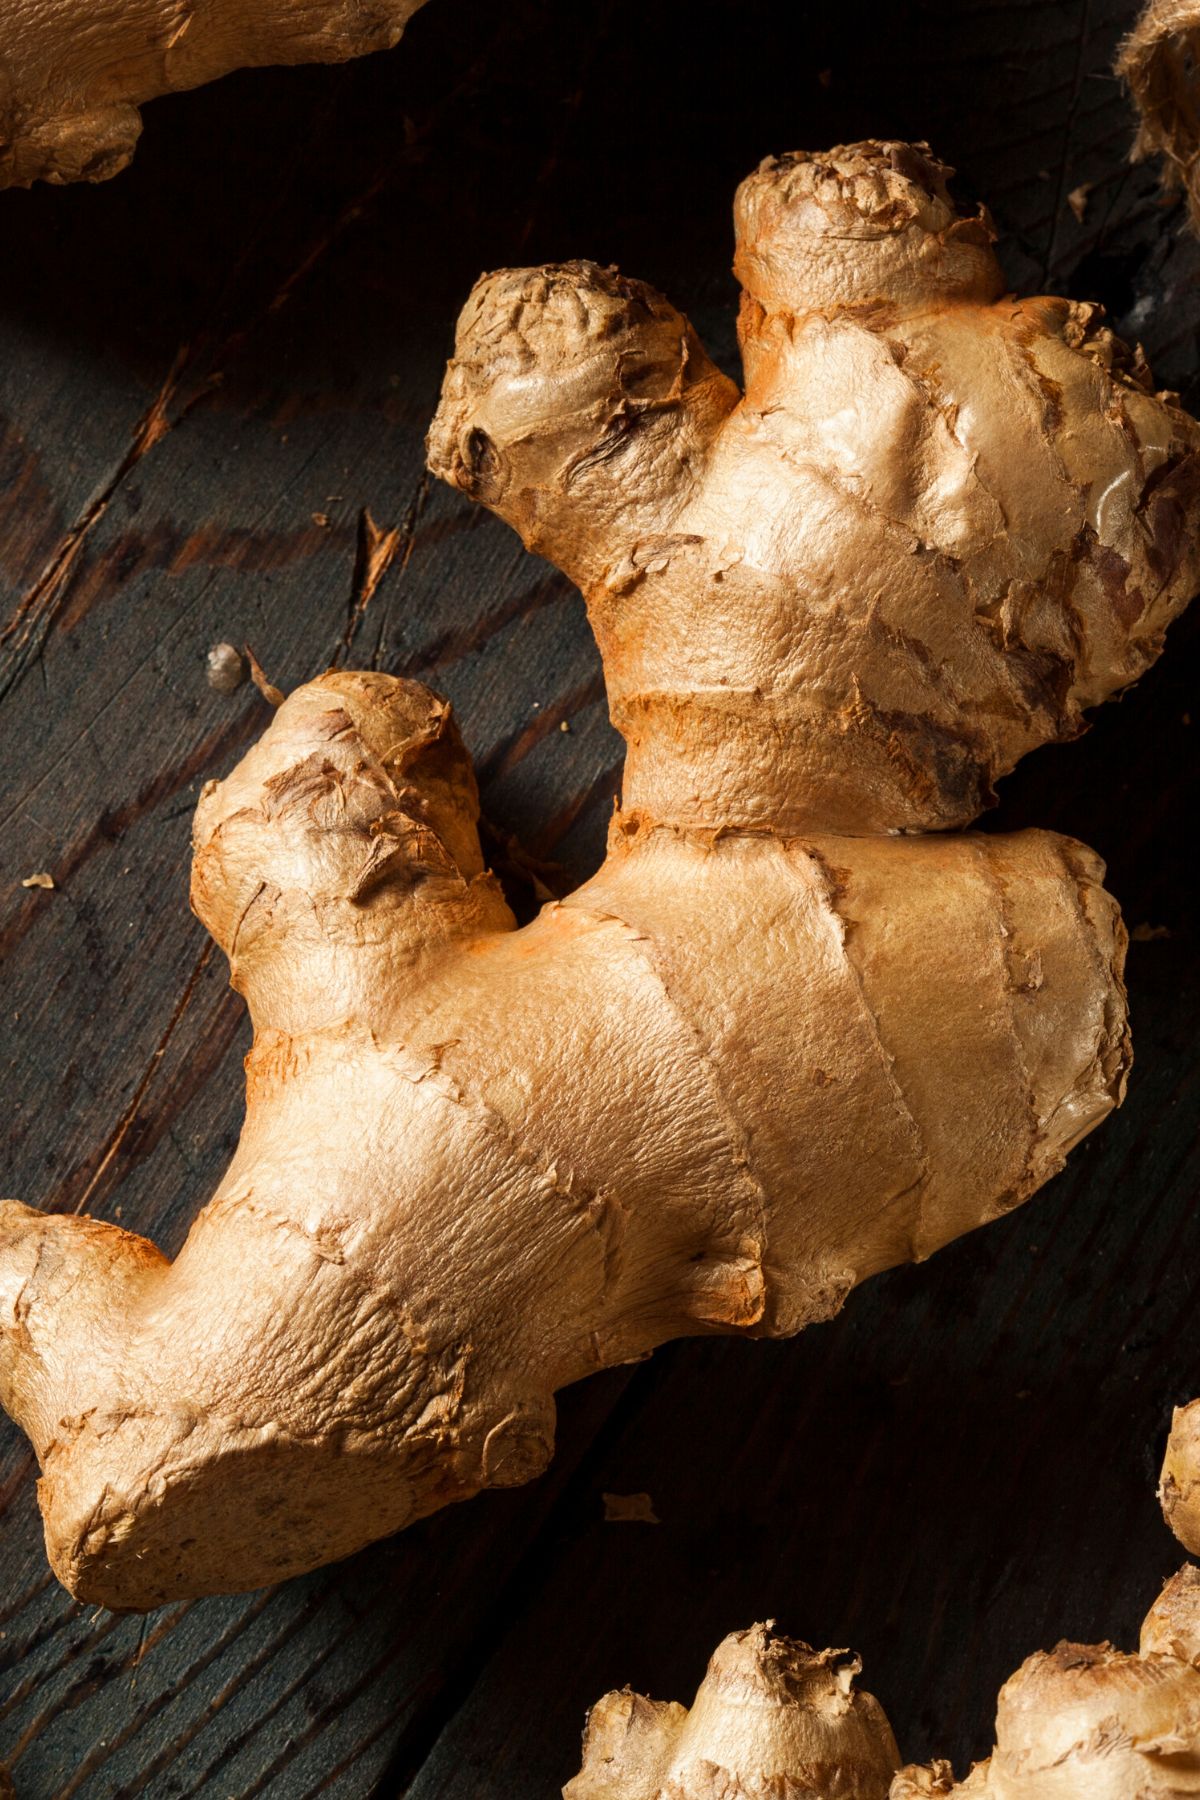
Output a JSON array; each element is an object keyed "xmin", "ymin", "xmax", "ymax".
[
  {"xmin": 430, "ymin": 142, "xmax": 1200, "ymax": 838},
  {"xmin": 1118, "ymin": 0, "xmax": 1200, "ymax": 230},
  {"xmin": 0, "ymin": 0, "xmax": 427, "ymax": 188},
  {"xmin": 895, "ymin": 1565, "xmax": 1200, "ymax": 1796},
  {"xmin": 0, "ymin": 142, "xmax": 1196, "ymax": 1610},
  {"xmin": 569, "ymin": 1574, "xmax": 1200, "ymax": 1800},
  {"xmin": 565, "ymin": 1622, "xmax": 901, "ymax": 1800},
  {"xmin": 1161, "ymin": 1403, "xmax": 1200, "ymax": 1555}
]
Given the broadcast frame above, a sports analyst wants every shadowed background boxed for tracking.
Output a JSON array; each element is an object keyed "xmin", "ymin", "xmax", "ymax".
[{"xmin": 1, "ymin": 0, "xmax": 1198, "ymax": 1791}]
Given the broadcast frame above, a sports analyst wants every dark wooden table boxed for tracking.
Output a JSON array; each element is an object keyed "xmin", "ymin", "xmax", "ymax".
[{"xmin": 1, "ymin": 0, "xmax": 1198, "ymax": 1792}]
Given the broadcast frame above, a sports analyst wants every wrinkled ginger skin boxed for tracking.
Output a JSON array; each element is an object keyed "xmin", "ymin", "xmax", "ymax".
[
  {"xmin": 0, "ymin": 669, "xmax": 1129, "ymax": 1606},
  {"xmin": 569, "ymin": 1573, "xmax": 1200, "ymax": 1800},
  {"xmin": 1162, "ymin": 1401, "xmax": 1200, "ymax": 1555},
  {"xmin": 1118, "ymin": 0, "xmax": 1200, "ymax": 231},
  {"xmin": 896, "ymin": 1566, "xmax": 1200, "ymax": 1797},
  {"xmin": 430, "ymin": 142, "xmax": 1200, "ymax": 837},
  {"xmin": 0, "ymin": 141, "xmax": 1189, "ymax": 1610},
  {"xmin": 0, "ymin": 0, "xmax": 428, "ymax": 188},
  {"xmin": 565, "ymin": 1623, "xmax": 901, "ymax": 1800}
]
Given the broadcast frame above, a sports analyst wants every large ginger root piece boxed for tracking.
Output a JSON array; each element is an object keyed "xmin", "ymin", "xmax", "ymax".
[
  {"xmin": 431, "ymin": 142, "xmax": 1200, "ymax": 839},
  {"xmin": 0, "ymin": 142, "xmax": 1196, "ymax": 1611},
  {"xmin": 0, "ymin": 0, "xmax": 427, "ymax": 187},
  {"xmin": 564, "ymin": 1622, "xmax": 901, "ymax": 1799},
  {"xmin": 893, "ymin": 1565, "xmax": 1200, "ymax": 1796},
  {"xmin": 1118, "ymin": 0, "xmax": 1200, "ymax": 230}
]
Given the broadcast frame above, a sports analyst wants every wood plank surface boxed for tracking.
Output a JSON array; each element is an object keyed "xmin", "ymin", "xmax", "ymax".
[{"xmin": 1, "ymin": 0, "xmax": 1198, "ymax": 1792}]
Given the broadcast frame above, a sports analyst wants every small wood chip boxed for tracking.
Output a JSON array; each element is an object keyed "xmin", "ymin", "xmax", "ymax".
[
  {"xmin": 602, "ymin": 1491, "xmax": 660, "ymax": 1524},
  {"xmin": 559, "ymin": 719, "xmax": 571, "ymax": 733},
  {"xmin": 21, "ymin": 871, "xmax": 55, "ymax": 889},
  {"xmin": 312, "ymin": 512, "xmax": 331, "ymax": 528},
  {"xmin": 1067, "ymin": 182, "xmax": 1093, "ymax": 222},
  {"xmin": 244, "ymin": 644, "xmax": 285, "ymax": 708},
  {"xmin": 1131, "ymin": 922, "xmax": 1172, "ymax": 941},
  {"xmin": 206, "ymin": 642, "xmax": 245, "ymax": 694},
  {"xmin": 356, "ymin": 508, "xmax": 404, "ymax": 608}
]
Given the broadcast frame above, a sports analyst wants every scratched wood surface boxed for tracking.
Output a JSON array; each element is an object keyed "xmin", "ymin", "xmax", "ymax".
[{"xmin": 0, "ymin": 0, "xmax": 1198, "ymax": 1793}]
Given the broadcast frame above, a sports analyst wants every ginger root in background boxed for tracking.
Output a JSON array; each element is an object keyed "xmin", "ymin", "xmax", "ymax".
[
  {"xmin": 567, "ymin": 1573, "xmax": 1200, "ymax": 1800},
  {"xmin": 1, "ymin": 142, "xmax": 1198, "ymax": 1610},
  {"xmin": 565, "ymin": 1623, "xmax": 902, "ymax": 1799},
  {"xmin": 895, "ymin": 1565, "xmax": 1200, "ymax": 1796},
  {"xmin": 1161, "ymin": 1405, "xmax": 1200, "ymax": 1556},
  {"xmin": 1119, "ymin": 0, "xmax": 1200, "ymax": 229},
  {"xmin": 0, "ymin": 0, "xmax": 427, "ymax": 187}
]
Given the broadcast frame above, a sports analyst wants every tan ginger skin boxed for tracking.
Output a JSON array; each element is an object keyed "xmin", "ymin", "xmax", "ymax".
[
  {"xmin": 894, "ymin": 1565, "xmax": 1200, "ymax": 1796},
  {"xmin": 1118, "ymin": 0, "xmax": 1200, "ymax": 232},
  {"xmin": 0, "ymin": 141, "xmax": 1198, "ymax": 1610},
  {"xmin": 566, "ymin": 1622, "xmax": 902, "ymax": 1800},
  {"xmin": 1162, "ymin": 1405, "xmax": 1200, "ymax": 1557},
  {"xmin": 0, "ymin": 0, "xmax": 427, "ymax": 188},
  {"xmin": 568, "ymin": 1573, "xmax": 1200, "ymax": 1800}
]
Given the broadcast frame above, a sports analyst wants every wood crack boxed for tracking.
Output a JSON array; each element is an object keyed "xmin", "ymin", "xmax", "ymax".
[{"xmin": 63, "ymin": 943, "xmax": 216, "ymax": 1220}]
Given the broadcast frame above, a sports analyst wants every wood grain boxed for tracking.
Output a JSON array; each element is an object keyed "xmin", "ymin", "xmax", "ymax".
[{"xmin": 0, "ymin": 0, "xmax": 1197, "ymax": 1792}]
